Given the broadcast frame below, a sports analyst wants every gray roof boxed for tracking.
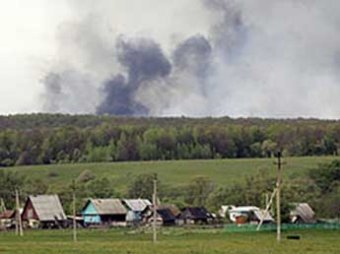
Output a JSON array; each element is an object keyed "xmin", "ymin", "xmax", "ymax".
[
  {"xmin": 123, "ymin": 199, "xmax": 151, "ymax": 212},
  {"xmin": 90, "ymin": 199, "xmax": 127, "ymax": 215},
  {"xmin": 291, "ymin": 203, "xmax": 316, "ymax": 223},
  {"xmin": 29, "ymin": 195, "xmax": 66, "ymax": 221},
  {"xmin": 254, "ymin": 210, "xmax": 274, "ymax": 222}
]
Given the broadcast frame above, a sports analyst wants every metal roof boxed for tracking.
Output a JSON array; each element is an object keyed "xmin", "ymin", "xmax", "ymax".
[
  {"xmin": 253, "ymin": 210, "xmax": 274, "ymax": 222},
  {"xmin": 29, "ymin": 195, "xmax": 66, "ymax": 221},
  {"xmin": 229, "ymin": 206, "xmax": 260, "ymax": 212},
  {"xmin": 123, "ymin": 199, "xmax": 151, "ymax": 212},
  {"xmin": 291, "ymin": 203, "xmax": 316, "ymax": 223},
  {"xmin": 90, "ymin": 199, "xmax": 127, "ymax": 215}
]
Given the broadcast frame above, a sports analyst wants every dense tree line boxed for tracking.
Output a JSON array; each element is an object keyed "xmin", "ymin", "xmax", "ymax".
[{"xmin": 0, "ymin": 114, "xmax": 339, "ymax": 167}]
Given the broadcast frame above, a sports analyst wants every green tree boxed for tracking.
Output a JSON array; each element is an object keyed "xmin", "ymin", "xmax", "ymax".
[
  {"xmin": 127, "ymin": 173, "xmax": 158, "ymax": 200},
  {"xmin": 185, "ymin": 176, "xmax": 214, "ymax": 207},
  {"xmin": 86, "ymin": 178, "xmax": 117, "ymax": 198},
  {"xmin": 309, "ymin": 160, "xmax": 340, "ymax": 193},
  {"xmin": 0, "ymin": 171, "xmax": 25, "ymax": 208}
]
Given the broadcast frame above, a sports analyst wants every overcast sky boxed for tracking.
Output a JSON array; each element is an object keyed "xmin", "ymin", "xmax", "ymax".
[
  {"xmin": 0, "ymin": 0, "xmax": 210, "ymax": 115},
  {"xmin": 1, "ymin": 0, "xmax": 340, "ymax": 119},
  {"xmin": 0, "ymin": 1, "xmax": 69, "ymax": 114}
]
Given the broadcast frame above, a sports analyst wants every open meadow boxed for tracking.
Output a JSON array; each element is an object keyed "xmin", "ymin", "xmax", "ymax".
[
  {"xmin": 4, "ymin": 156, "xmax": 339, "ymax": 192},
  {"xmin": 0, "ymin": 228, "xmax": 339, "ymax": 254}
]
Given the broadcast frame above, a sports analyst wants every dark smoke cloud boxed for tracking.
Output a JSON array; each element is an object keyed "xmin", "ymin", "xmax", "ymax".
[
  {"xmin": 41, "ymin": 0, "xmax": 245, "ymax": 116},
  {"xmin": 97, "ymin": 38, "xmax": 171, "ymax": 115},
  {"xmin": 96, "ymin": 74, "xmax": 148, "ymax": 115},
  {"xmin": 41, "ymin": 0, "xmax": 340, "ymax": 118}
]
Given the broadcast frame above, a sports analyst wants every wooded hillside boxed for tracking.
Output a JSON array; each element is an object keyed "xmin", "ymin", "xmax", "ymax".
[{"xmin": 0, "ymin": 114, "xmax": 339, "ymax": 166}]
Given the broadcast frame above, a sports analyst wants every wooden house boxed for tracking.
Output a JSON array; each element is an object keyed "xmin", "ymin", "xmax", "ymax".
[
  {"xmin": 147, "ymin": 208, "xmax": 177, "ymax": 226},
  {"xmin": 0, "ymin": 210, "xmax": 15, "ymax": 229},
  {"xmin": 179, "ymin": 207, "xmax": 212, "ymax": 225},
  {"xmin": 122, "ymin": 199, "xmax": 151, "ymax": 225},
  {"xmin": 82, "ymin": 199, "xmax": 127, "ymax": 226},
  {"xmin": 21, "ymin": 195, "xmax": 67, "ymax": 229}
]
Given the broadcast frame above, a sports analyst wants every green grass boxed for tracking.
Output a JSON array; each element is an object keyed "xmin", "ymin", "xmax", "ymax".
[
  {"xmin": 3, "ymin": 156, "xmax": 339, "ymax": 192},
  {"xmin": 0, "ymin": 228, "xmax": 339, "ymax": 254}
]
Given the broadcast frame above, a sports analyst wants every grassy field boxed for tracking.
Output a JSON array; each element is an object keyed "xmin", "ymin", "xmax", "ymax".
[
  {"xmin": 0, "ymin": 228, "xmax": 339, "ymax": 254},
  {"xmin": 3, "ymin": 156, "xmax": 339, "ymax": 192}
]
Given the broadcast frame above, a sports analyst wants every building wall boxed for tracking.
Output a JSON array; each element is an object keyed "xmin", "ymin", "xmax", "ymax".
[
  {"xmin": 82, "ymin": 202, "xmax": 101, "ymax": 224},
  {"xmin": 22, "ymin": 199, "xmax": 39, "ymax": 221}
]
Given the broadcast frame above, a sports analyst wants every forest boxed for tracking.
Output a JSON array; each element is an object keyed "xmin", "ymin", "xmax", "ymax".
[
  {"xmin": 0, "ymin": 114, "xmax": 339, "ymax": 167},
  {"xmin": 0, "ymin": 114, "xmax": 340, "ymax": 167}
]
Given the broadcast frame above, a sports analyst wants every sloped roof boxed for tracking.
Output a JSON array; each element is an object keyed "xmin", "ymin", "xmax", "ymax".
[
  {"xmin": 123, "ymin": 199, "xmax": 151, "ymax": 212},
  {"xmin": 157, "ymin": 208, "xmax": 176, "ymax": 222},
  {"xmin": 0, "ymin": 210, "xmax": 15, "ymax": 219},
  {"xmin": 29, "ymin": 195, "xmax": 66, "ymax": 221},
  {"xmin": 180, "ymin": 207, "xmax": 210, "ymax": 220},
  {"xmin": 229, "ymin": 206, "xmax": 260, "ymax": 213},
  {"xmin": 158, "ymin": 204, "xmax": 180, "ymax": 217},
  {"xmin": 253, "ymin": 210, "xmax": 274, "ymax": 222},
  {"xmin": 291, "ymin": 203, "xmax": 316, "ymax": 223},
  {"xmin": 89, "ymin": 199, "xmax": 127, "ymax": 215},
  {"xmin": 229, "ymin": 206, "xmax": 274, "ymax": 222}
]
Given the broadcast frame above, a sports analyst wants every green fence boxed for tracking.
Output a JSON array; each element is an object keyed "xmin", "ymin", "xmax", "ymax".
[{"xmin": 224, "ymin": 223, "xmax": 340, "ymax": 233}]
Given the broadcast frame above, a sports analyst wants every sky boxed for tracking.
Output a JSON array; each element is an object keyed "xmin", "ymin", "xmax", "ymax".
[
  {"xmin": 0, "ymin": 0, "xmax": 340, "ymax": 119},
  {"xmin": 0, "ymin": 0, "xmax": 71, "ymax": 114}
]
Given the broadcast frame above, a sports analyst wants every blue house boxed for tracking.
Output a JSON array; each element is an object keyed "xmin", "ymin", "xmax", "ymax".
[{"xmin": 82, "ymin": 199, "xmax": 127, "ymax": 225}]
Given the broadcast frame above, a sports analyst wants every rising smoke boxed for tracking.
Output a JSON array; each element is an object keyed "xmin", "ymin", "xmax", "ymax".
[
  {"xmin": 97, "ymin": 38, "xmax": 171, "ymax": 115},
  {"xmin": 42, "ymin": 0, "xmax": 340, "ymax": 118}
]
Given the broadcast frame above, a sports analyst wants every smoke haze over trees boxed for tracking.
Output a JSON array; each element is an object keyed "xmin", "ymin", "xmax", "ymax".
[{"xmin": 40, "ymin": 0, "xmax": 340, "ymax": 119}]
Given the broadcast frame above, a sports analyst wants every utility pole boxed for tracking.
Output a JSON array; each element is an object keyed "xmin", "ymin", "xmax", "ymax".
[
  {"xmin": 0, "ymin": 198, "xmax": 6, "ymax": 213},
  {"xmin": 15, "ymin": 189, "xmax": 23, "ymax": 236},
  {"xmin": 152, "ymin": 175, "xmax": 157, "ymax": 244},
  {"xmin": 72, "ymin": 180, "xmax": 77, "ymax": 243},
  {"xmin": 275, "ymin": 151, "xmax": 283, "ymax": 242}
]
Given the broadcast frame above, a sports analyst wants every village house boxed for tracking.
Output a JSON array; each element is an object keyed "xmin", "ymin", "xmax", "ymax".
[
  {"xmin": 122, "ymin": 199, "xmax": 151, "ymax": 225},
  {"xmin": 157, "ymin": 204, "xmax": 181, "ymax": 218},
  {"xmin": 81, "ymin": 199, "xmax": 127, "ymax": 226},
  {"xmin": 21, "ymin": 195, "xmax": 67, "ymax": 229},
  {"xmin": 0, "ymin": 210, "xmax": 15, "ymax": 229},
  {"xmin": 178, "ymin": 207, "xmax": 213, "ymax": 225},
  {"xmin": 146, "ymin": 208, "xmax": 177, "ymax": 226}
]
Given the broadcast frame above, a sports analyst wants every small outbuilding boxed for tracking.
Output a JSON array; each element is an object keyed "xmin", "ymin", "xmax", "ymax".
[
  {"xmin": 82, "ymin": 199, "xmax": 127, "ymax": 226},
  {"xmin": 290, "ymin": 203, "xmax": 316, "ymax": 224},
  {"xmin": 21, "ymin": 195, "xmax": 67, "ymax": 229}
]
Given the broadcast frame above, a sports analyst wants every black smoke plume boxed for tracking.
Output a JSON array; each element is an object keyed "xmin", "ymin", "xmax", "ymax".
[
  {"xmin": 41, "ymin": 0, "xmax": 340, "ymax": 118},
  {"xmin": 96, "ymin": 38, "xmax": 171, "ymax": 115}
]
